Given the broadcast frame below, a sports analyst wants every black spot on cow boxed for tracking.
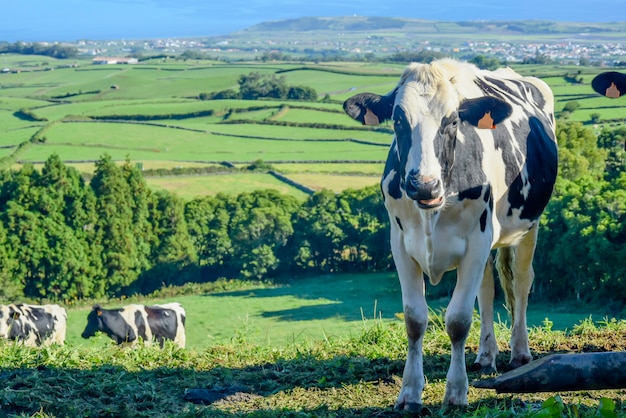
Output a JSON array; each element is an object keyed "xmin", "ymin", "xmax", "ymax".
[
  {"xmin": 396, "ymin": 216, "xmax": 404, "ymax": 231},
  {"xmin": 480, "ymin": 209, "xmax": 488, "ymax": 232},
  {"xmin": 459, "ymin": 185, "xmax": 483, "ymax": 201},
  {"xmin": 507, "ymin": 116, "xmax": 558, "ymax": 221},
  {"xmin": 383, "ymin": 142, "xmax": 403, "ymax": 200}
]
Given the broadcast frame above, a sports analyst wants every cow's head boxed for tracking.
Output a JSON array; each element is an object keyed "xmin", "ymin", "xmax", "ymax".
[
  {"xmin": 0, "ymin": 306, "xmax": 10, "ymax": 338},
  {"xmin": 344, "ymin": 63, "xmax": 512, "ymax": 209},
  {"xmin": 81, "ymin": 304, "xmax": 104, "ymax": 339}
]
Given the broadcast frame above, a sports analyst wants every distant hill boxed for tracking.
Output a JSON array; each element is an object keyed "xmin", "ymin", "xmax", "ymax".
[{"xmin": 242, "ymin": 16, "xmax": 626, "ymax": 36}]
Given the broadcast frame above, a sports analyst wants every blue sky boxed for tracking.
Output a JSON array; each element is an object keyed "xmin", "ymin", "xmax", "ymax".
[{"xmin": 3, "ymin": 0, "xmax": 626, "ymax": 42}]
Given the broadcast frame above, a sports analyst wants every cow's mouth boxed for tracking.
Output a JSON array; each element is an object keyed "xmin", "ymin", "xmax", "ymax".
[{"xmin": 417, "ymin": 196, "xmax": 443, "ymax": 209}]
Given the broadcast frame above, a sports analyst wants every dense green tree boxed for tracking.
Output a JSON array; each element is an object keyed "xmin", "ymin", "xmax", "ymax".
[
  {"xmin": 90, "ymin": 155, "xmax": 142, "ymax": 295},
  {"xmin": 0, "ymin": 222, "xmax": 20, "ymax": 300},
  {"xmin": 229, "ymin": 190, "xmax": 299, "ymax": 279},
  {"xmin": 469, "ymin": 55, "xmax": 502, "ymax": 70},
  {"xmin": 121, "ymin": 160, "xmax": 156, "ymax": 275},
  {"xmin": 136, "ymin": 191, "xmax": 198, "ymax": 292},
  {"xmin": 185, "ymin": 195, "xmax": 233, "ymax": 275},
  {"xmin": 25, "ymin": 155, "xmax": 99, "ymax": 299},
  {"xmin": 287, "ymin": 190, "xmax": 347, "ymax": 274},
  {"xmin": 597, "ymin": 127, "xmax": 626, "ymax": 181},
  {"xmin": 335, "ymin": 186, "xmax": 391, "ymax": 272},
  {"xmin": 555, "ymin": 122, "xmax": 607, "ymax": 181},
  {"xmin": 287, "ymin": 86, "xmax": 318, "ymax": 101}
]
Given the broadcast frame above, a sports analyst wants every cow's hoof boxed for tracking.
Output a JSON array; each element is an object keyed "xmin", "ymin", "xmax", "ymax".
[
  {"xmin": 479, "ymin": 364, "xmax": 498, "ymax": 376},
  {"xmin": 508, "ymin": 356, "xmax": 532, "ymax": 370},
  {"xmin": 394, "ymin": 401, "xmax": 429, "ymax": 415}
]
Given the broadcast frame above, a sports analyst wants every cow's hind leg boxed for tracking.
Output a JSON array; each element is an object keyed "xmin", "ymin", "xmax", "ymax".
[
  {"xmin": 496, "ymin": 225, "xmax": 538, "ymax": 369},
  {"xmin": 475, "ymin": 254, "xmax": 498, "ymax": 375}
]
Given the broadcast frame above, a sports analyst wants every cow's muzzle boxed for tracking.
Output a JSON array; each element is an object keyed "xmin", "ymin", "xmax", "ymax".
[{"xmin": 405, "ymin": 173, "xmax": 444, "ymax": 209}]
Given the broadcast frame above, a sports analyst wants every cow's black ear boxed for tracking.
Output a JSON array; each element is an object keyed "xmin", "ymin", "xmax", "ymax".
[
  {"xmin": 459, "ymin": 96, "xmax": 513, "ymax": 129},
  {"xmin": 592, "ymin": 71, "xmax": 626, "ymax": 98},
  {"xmin": 12, "ymin": 312, "xmax": 20, "ymax": 319},
  {"xmin": 343, "ymin": 90, "xmax": 396, "ymax": 126}
]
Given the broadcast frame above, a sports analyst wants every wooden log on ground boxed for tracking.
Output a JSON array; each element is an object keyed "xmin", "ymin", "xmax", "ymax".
[{"xmin": 472, "ymin": 352, "xmax": 626, "ymax": 393}]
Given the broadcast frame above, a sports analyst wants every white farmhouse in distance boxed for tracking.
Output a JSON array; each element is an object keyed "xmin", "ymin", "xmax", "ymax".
[{"xmin": 92, "ymin": 57, "xmax": 138, "ymax": 65}]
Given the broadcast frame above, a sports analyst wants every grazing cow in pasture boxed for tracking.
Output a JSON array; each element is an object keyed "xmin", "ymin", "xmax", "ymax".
[
  {"xmin": 592, "ymin": 70, "xmax": 626, "ymax": 150},
  {"xmin": 81, "ymin": 303, "xmax": 186, "ymax": 348},
  {"xmin": 343, "ymin": 59, "xmax": 558, "ymax": 408},
  {"xmin": 0, "ymin": 303, "xmax": 67, "ymax": 346}
]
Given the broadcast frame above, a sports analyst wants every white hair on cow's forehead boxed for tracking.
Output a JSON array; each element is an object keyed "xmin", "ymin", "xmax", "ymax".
[{"xmin": 399, "ymin": 59, "xmax": 479, "ymax": 117}]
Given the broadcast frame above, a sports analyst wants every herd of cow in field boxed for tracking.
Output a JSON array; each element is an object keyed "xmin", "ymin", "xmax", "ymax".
[
  {"xmin": 0, "ymin": 62, "xmax": 624, "ymax": 411},
  {"xmin": 0, "ymin": 302, "xmax": 186, "ymax": 348}
]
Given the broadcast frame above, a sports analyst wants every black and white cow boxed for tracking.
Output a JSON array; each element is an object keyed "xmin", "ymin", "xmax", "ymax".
[
  {"xmin": 0, "ymin": 303, "xmax": 67, "ymax": 346},
  {"xmin": 343, "ymin": 59, "xmax": 558, "ymax": 408},
  {"xmin": 81, "ymin": 303, "xmax": 186, "ymax": 348}
]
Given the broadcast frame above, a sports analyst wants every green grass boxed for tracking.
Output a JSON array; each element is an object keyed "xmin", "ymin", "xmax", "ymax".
[
  {"xmin": 2, "ymin": 273, "xmax": 626, "ymax": 417},
  {"xmin": 63, "ymin": 273, "xmax": 620, "ymax": 351}
]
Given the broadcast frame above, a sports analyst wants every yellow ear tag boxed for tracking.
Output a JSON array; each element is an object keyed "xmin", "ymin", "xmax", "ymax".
[
  {"xmin": 363, "ymin": 108, "xmax": 380, "ymax": 126},
  {"xmin": 477, "ymin": 111, "xmax": 496, "ymax": 129},
  {"xmin": 97, "ymin": 310, "xmax": 103, "ymax": 316},
  {"xmin": 606, "ymin": 82, "xmax": 621, "ymax": 98}
]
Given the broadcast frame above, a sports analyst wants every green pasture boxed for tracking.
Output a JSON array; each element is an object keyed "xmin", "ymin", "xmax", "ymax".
[
  {"xmin": 0, "ymin": 96, "xmax": 51, "ymax": 110},
  {"xmin": 17, "ymin": 122, "xmax": 388, "ymax": 164},
  {"xmin": 285, "ymin": 173, "xmax": 380, "ymax": 192},
  {"xmin": 145, "ymin": 173, "xmax": 310, "ymax": 200},
  {"xmin": 0, "ymin": 109, "xmax": 43, "ymax": 134},
  {"xmin": 0, "ymin": 127, "xmax": 39, "ymax": 147},
  {"xmin": 63, "ymin": 273, "xmax": 618, "ymax": 351},
  {"xmin": 201, "ymin": 123, "xmax": 389, "ymax": 143},
  {"xmin": 273, "ymin": 162, "xmax": 384, "ymax": 175},
  {"xmin": 2, "ymin": 56, "xmax": 626, "ymax": 198}
]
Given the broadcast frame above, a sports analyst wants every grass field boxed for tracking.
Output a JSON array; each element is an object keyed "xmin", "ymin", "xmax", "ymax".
[
  {"xmin": 64, "ymin": 273, "xmax": 618, "ymax": 351},
  {"xmin": 5, "ymin": 273, "xmax": 625, "ymax": 417}
]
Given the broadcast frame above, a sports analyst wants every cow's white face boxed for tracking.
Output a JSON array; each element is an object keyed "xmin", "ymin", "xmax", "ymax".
[{"xmin": 392, "ymin": 83, "xmax": 460, "ymax": 209}]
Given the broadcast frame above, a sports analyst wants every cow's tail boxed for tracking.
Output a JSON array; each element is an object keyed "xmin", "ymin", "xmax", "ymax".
[{"xmin": 495, "ymin": 247, "xmax": 516, "ymax": 325}]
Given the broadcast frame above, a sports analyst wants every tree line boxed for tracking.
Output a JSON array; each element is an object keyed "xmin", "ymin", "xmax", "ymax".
[
  {"xmin": 0, "ymin": 41, "xmax": 78, "ymax": 59},
  {"xmin": 0, "ymin": 122, "xmax": 623, "ymax": 309}
]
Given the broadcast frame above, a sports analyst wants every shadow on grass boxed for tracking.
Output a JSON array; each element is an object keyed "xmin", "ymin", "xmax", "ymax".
[
  {"xmin": 1, "ymin": 342, "xmax": 580, "ymax": 418},
  {"xmin": 205, "ymin": 273, "xmax": 403, "ymax": 323}
]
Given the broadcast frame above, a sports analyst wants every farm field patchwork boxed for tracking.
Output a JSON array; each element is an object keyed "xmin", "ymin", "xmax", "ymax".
[{"xmin": 1, "ymin": 57, "xmax": 625, "ymax": 197}]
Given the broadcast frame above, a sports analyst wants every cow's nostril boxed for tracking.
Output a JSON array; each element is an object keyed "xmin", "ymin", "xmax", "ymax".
[{"xmin": 406, "ymin": 177, "xmax": 442, "ymax": 202}]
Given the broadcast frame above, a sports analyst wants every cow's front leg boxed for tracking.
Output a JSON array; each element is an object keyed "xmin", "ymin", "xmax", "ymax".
[
  {"xmin": 391, "ymin": 229, "xmax": 428, "ymax": 411},
  {"xmin": 444, "ymin": 249, "xmax": 491, "ymax": 405},
  {"xmin": 396, "ymin": 299, "xmax": 428, "ymax": 411},
  {"xmin": 475, "ymin": 255, "xmax": 498, "ymax": 375}
]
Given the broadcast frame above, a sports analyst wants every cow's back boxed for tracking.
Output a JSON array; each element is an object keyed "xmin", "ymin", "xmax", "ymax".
[{"xmin": 457, "ymin": 67, "xmax": 557, "ymax": 247}]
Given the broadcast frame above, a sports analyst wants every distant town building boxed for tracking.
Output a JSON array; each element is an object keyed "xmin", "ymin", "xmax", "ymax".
[{"xmin": 92, "ymin": 57, "xmax": 138, "ymax": 65}]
